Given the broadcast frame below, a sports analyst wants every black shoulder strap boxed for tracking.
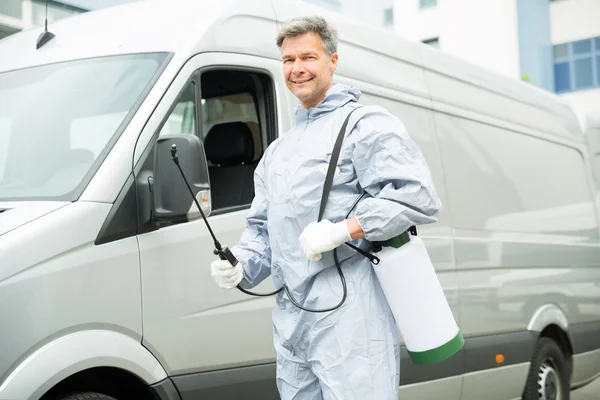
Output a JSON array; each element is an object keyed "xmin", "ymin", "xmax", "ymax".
[{"xmin": 318, "ymin": 106, "xmax": 362, "ymax": 222}]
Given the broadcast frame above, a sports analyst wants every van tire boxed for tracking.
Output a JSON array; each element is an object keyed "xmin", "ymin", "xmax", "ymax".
[
  {"xmin": 523, "ymin": 337, "xmax": 570, "ymax": 400},
  {"xmin": 59, "ymin": 393, "xmax": 117, "ymax": 400}
]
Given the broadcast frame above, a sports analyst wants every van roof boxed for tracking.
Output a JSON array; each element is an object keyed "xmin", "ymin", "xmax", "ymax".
[
  {"xmin": 0, "ymin": 0, "xmax": 582, "ymax": 140},
  {"xmin": 0, "ymin": 0, "xmax": 281, "ymax": 73}
]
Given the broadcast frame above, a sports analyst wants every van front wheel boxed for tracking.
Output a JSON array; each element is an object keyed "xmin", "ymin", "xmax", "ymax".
[
  {"xmin": 523, "ymin": 337, "xmax": 570, "ymax": 400},
  {"xmin": 59, "ymin": 392, "xmax": 117, "ymax": 400}
]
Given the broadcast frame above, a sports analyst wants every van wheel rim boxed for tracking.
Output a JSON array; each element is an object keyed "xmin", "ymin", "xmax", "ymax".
[{"xmin": 538, "ymin": 360, "xmax": 561, "ymax": 400}]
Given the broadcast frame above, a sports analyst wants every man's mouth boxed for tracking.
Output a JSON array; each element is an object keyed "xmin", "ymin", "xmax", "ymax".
[{"xmin": 292, "ymin": 77, "xmax": 314, "ymax": 85}]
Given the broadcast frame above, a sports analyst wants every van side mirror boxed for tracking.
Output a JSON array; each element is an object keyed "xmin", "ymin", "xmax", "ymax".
[{"xmin": 153, "ymin": 134, "xmax": 211, "ymax": 223}]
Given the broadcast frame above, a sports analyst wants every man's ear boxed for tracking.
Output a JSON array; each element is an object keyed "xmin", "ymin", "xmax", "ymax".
[{"xmin": 330, "ymin": 53, "xmax": 339, "ymax": 73}]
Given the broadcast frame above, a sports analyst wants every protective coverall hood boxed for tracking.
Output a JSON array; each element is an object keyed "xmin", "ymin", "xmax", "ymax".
[{"xmin": 295, "ymin": 84, "xmax": 361, "ymax": 124}]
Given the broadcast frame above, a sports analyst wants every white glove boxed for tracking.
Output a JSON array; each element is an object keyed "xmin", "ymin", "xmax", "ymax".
[
  {"xmin": 299, "ymin": 219, "xmax": 352, "ymax": 261},
  {"xmin": 210, "ymin": 259, "xmax": 244, "ymax": 289}
]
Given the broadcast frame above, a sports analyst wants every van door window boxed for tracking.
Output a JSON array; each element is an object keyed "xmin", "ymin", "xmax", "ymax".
[
  {"xmin": 202, "ymin": 92, "xmax": 262, "ymax": 162},
  {"xmin": 200, "ymin": 70, "xmax": 275, "ymax": 212},
  {"xmin": 160, "ymin": 82, "xmax": 197, "ymax": 136}
]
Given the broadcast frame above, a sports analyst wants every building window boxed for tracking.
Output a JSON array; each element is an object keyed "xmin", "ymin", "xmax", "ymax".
[
  {"xmin": 31, "ymin": 0, "xmax": 85, "ymax": 27},
  {"xmin": 303, "ymin": 0, "xmax": 342, "ymax": 12},
  {"xmin": 419, "ymin": 0, "xmax": 437, "ymax": 9},
  {"xmin": 422, "ymin": 37, "xmax": 439, "ymax": 49},
  {"xmin": 383, "ymin": 7, "xmax": 394, "ymax": 27},
  {"xmin": 0, "ymin": 0, "xmax": 22, "ymax": 18},
  {"xmin": 0, "ymin": 26, "xmax": 20, "ymax": 41},
  {"xmin": 553, "ymin": 37, "xmax": 600, "ymax": 93},
  {"xmin": 554, "ymin": 62, "xmax": 570, "ymax": 92}
]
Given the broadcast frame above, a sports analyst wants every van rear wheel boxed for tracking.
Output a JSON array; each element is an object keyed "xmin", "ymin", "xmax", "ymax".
[
  {"xmin": 59, "ymin": 392, "xmax": 117, "ymax": 400},
  {"xmin": 523, "ymin": 337, "xmax": 570, "ymax": 400}
]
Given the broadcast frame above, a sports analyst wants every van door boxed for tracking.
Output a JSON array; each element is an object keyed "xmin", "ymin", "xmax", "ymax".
[
  {"xmin": 135, "ymin": 53, "xmax": 291, "ymax": 399},
  {"xmin": 420, "ymin": 50, "xmax": 600, "ymax": 399}
]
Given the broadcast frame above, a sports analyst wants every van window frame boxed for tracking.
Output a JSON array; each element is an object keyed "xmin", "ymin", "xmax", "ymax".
[
  {"xmin": 196, "ymin": 65, "xmax": 278, "ymax": 216},
  {"xmin": 98, "ymin": 59, "xmax": 282, "ymax": 244}
]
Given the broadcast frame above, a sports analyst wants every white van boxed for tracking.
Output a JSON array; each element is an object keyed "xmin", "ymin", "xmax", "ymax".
[{"xmin": 1, "ymin": 1, "xmax": 599, "ymax": 399}]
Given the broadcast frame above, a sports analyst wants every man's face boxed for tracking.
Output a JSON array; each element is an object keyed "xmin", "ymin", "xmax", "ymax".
[{"xmin": 281, "ymin": 32, "xmax": 338, "ymax": 109}]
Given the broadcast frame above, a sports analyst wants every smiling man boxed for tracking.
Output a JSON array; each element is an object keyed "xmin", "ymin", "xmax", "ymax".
[
  {"xmin": 209, "ymin": 16, "xmax": 442, "ymax": 400},
  {"xmin": 281, "ymin": 28, "xmax": 337, "ymax": 109}
]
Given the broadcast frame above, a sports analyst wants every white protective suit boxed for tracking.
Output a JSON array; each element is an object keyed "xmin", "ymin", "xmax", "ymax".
[{"xmin": 231, "ymin": 84, "xmax": 442, "ymax": 400}]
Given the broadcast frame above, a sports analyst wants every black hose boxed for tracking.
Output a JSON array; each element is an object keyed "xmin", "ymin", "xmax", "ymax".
[
  {"xmin": 240, "ymin": 191, "xmax": 371, "ymax": 312},
  {"xmin": 171, "ymin": 143, "xmax": 373, "ymax": 312}
]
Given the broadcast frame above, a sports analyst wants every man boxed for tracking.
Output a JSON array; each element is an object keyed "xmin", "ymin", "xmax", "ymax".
[{"xmin": 210, "ymin": 16, "xmax": 442, "ymax": 400}]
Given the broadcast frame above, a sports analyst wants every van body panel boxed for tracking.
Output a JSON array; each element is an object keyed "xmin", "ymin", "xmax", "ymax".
[
  {"xmin": 0, "ymin": 202, "xmax": 142, "ymax": 388},
  {"xmin": 149, "ymin": 378, "xmax": 181, "ymax": 400},
  {"xmin": 170, "ymin": 363, "xmax": 279, "ymax": 400},
  {"xmin": 527, "ymin": 303, "xmax": 569, "ymax": 332},
  {"xmin": 460, "ymin": 363, "xmax": 530, "ymax": 400},
  {"xmin": 0, "ymin": 330, "xmax": 166, "ymax": 400},
  {"xmin": 189, "ymin": 0, "xmax": 281, "ymax": 60},
  {"xmin": 570, "ymin": 321, "xmax": 600, "ymax": 354},
  {"xmin": 427, "ymin": 97, "xmax": 600, "ymax": 332},
  {"xmin": 572, "ymin": 349, "xmax": 600, "ymax": 386},
  {"xmin": 0, "ymin": 201, "xmax": 68, "ymax": 236},
  {"xmin": 418, "ymin": 45, "xmax": 582, "ymax": 140},
  {"xmin": 398, "ymin": 375, "xmax": 463, "ymax": 399}
]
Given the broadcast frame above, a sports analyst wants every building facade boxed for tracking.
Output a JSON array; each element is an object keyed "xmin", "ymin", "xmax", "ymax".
[
  {"xmin": 0, "ymin": 0, "xmax": 87, "ymax": 40},
  {"xmin": 393, "ymin": 0, "xmax": 600, "ymax": 126},
  {"xmin": 304, "ymin": 0, "xmax": 395, "ymax": 30},
  {"xmin": 550, "ymin": 0, "xmax": 600, "ymax": 126},
  {"xmin": 0, "ymin": 0, "xmax": 140, "ymax": 40}
]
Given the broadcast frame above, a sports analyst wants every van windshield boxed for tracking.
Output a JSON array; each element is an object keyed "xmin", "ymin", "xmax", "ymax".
[{"xmin": 0, "ymin": 52, "xmax": 168, "ymax": 201}]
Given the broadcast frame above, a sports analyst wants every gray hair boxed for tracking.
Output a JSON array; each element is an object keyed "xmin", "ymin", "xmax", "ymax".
[{"xmin": 276, "ymin": 16, "xmax": 338, "ymax": 56}]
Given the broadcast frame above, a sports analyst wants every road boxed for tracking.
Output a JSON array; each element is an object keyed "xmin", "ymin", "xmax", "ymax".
[{"xmin": 572, "ymin": 377, "xmax": 600, "ymax": 400}]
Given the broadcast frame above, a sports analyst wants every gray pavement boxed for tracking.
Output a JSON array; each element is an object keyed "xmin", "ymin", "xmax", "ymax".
[{"xmin": 572, "ymin": 377, "xmax": 600, "ymax": 400}]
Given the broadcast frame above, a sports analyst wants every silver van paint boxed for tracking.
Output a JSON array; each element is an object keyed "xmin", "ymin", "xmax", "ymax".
[
  {"xmin": 0, "ymin": 330, "xmax": 167, "ymax": 400},
  {"xmin": 0, "ymin": 0, "xmax": 599, "ymax": 399},
  {"xmin": 0, "ymin": 202, "xmax": 69, "ymax": 236},
  {"xmin": 528, "ymin": 304, "xmax": 569, "ymax": 332}
]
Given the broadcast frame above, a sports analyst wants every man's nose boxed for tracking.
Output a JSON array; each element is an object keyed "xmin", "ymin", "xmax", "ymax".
[{"xmin": 292, "ymin": 58, "xmax": 305, "ymax": 74}]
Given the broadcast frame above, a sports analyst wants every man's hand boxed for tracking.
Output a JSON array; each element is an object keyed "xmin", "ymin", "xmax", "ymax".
[
  {"xmin": 211, "ymin": 259, "xmax": 244, "ymax": 289},
  {"xmin": 299, "ymin": 219, "xmax": 352, "ymax": 261}
]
